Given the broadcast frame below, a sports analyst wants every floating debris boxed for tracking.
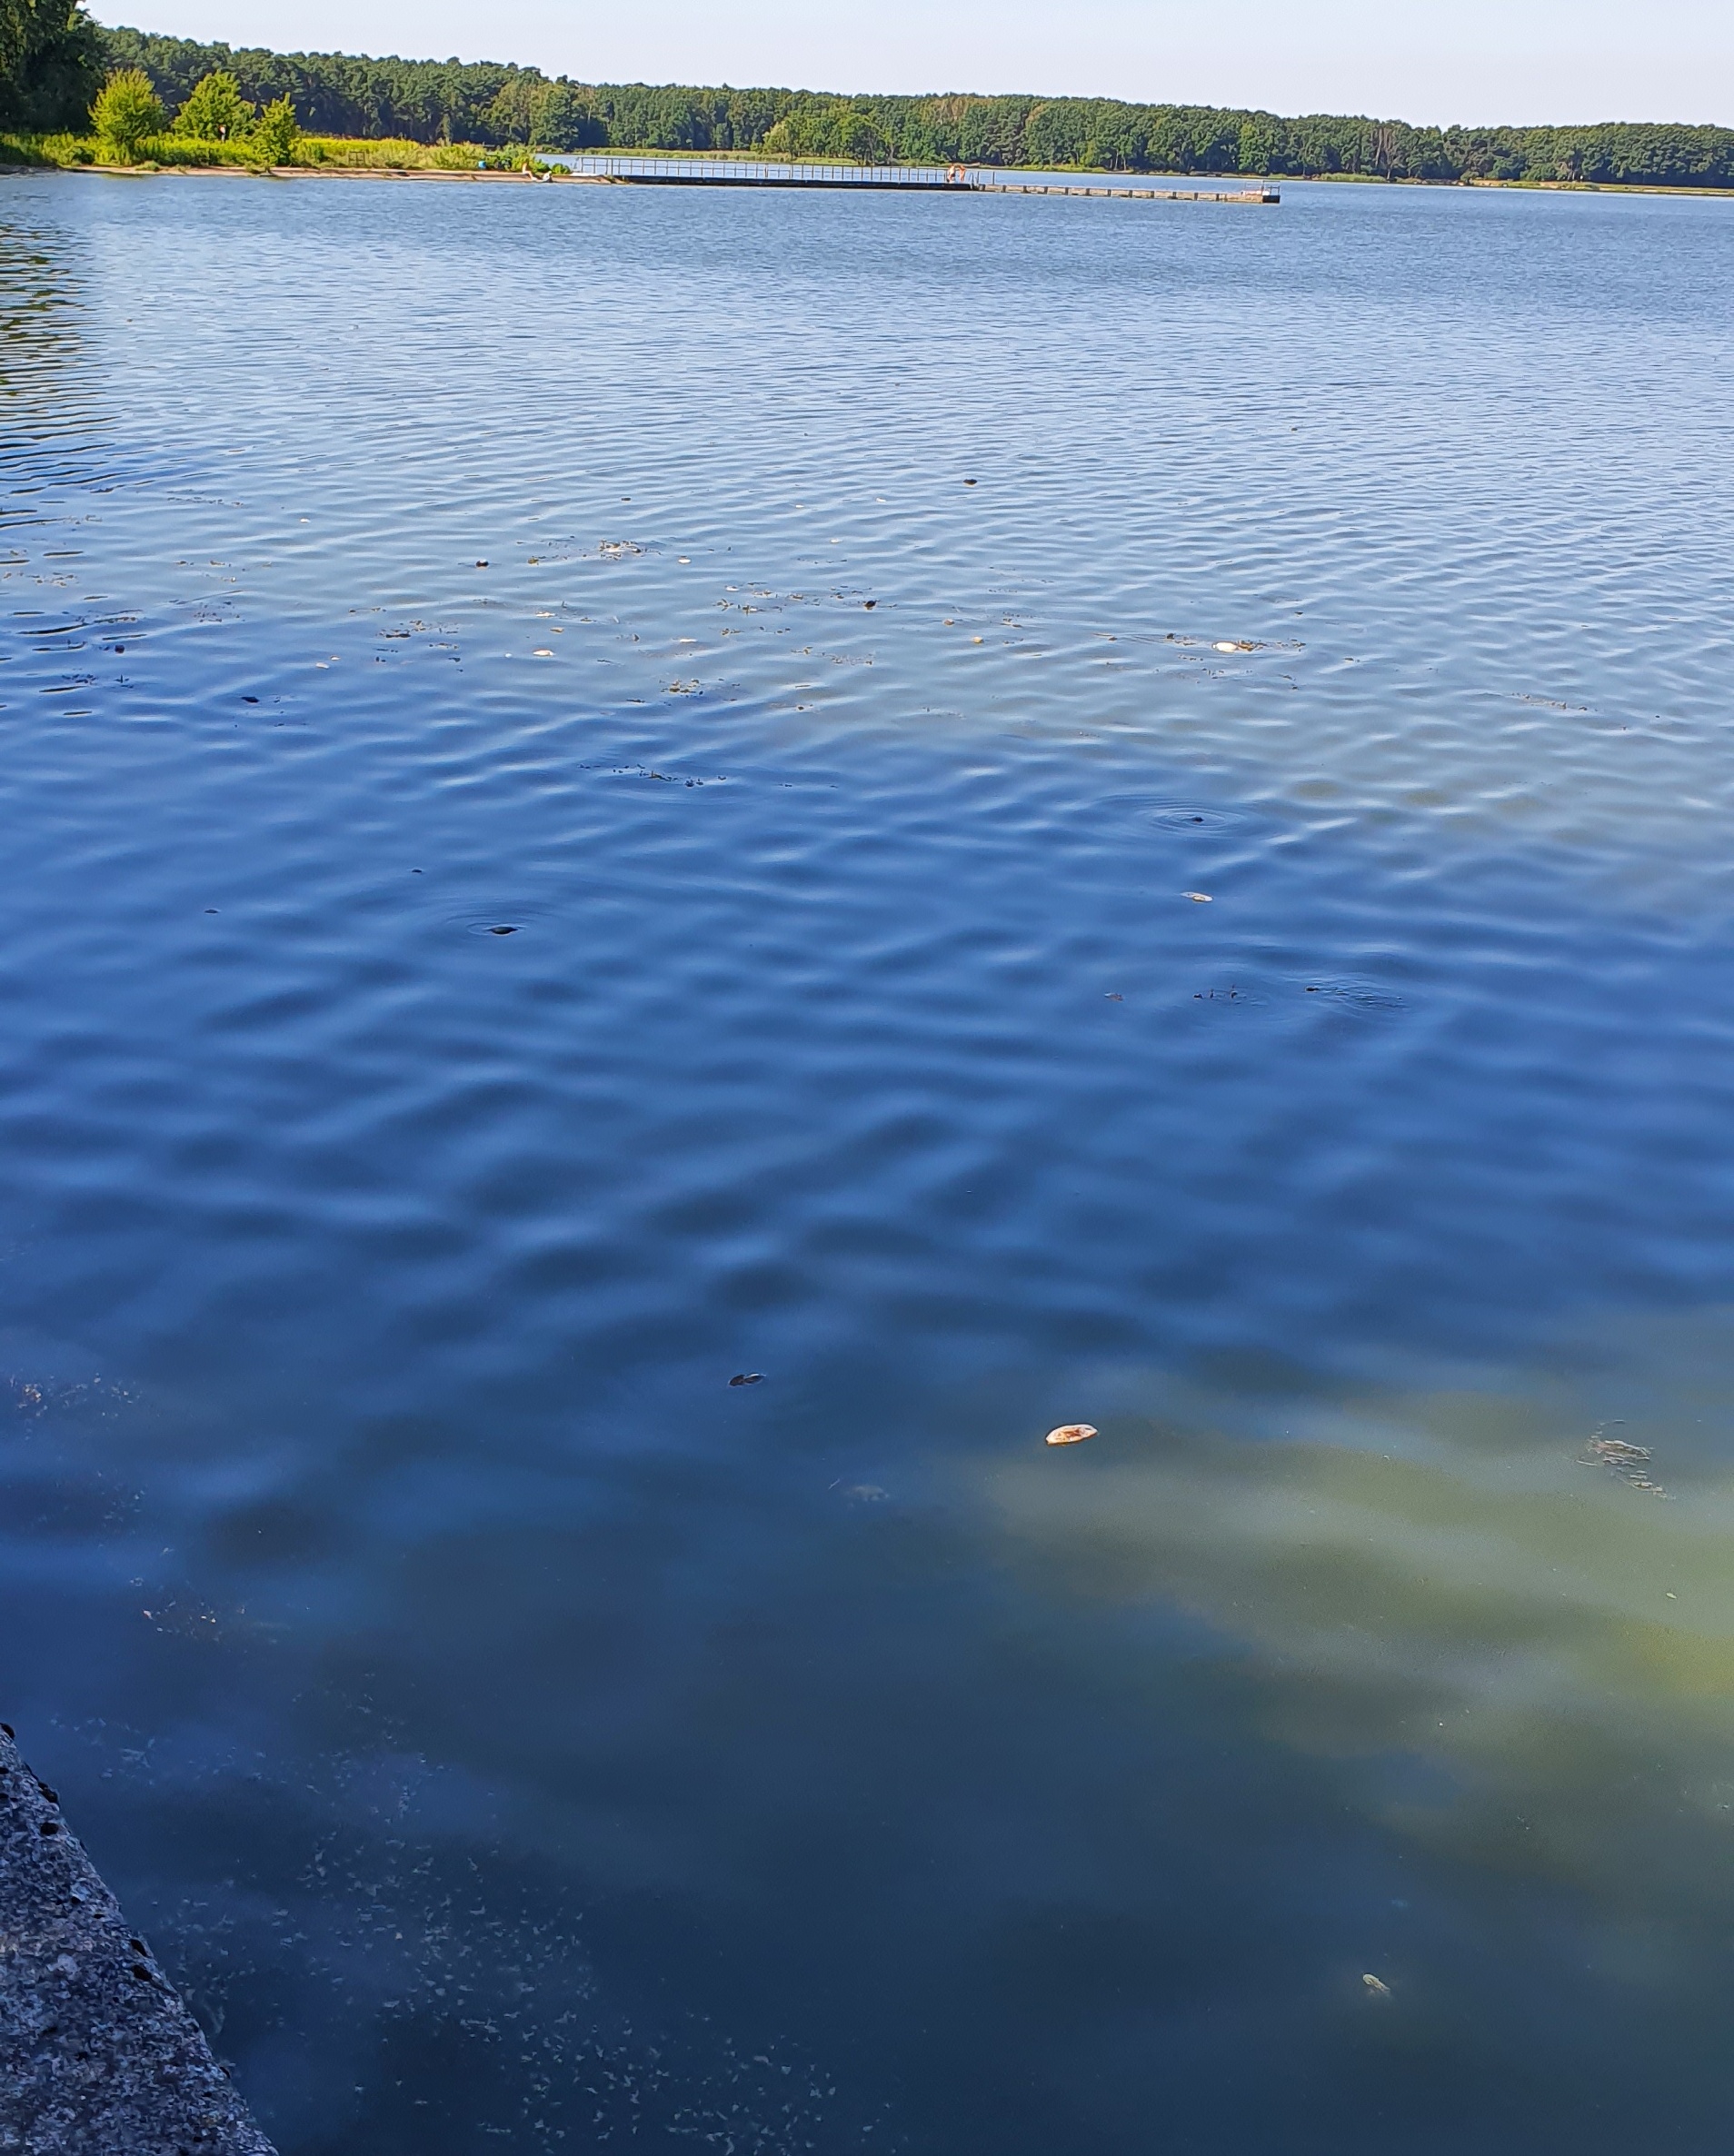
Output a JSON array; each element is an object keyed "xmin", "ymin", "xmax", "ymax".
[
  {"xmin": 1302, "ymin": 979, "xmax": 1408, "ymax": 1016},
  {"xmin": 1362, "ymin": 1973, "xmax": 1391, "ymax": 1997},
  {"xmin": 1581, "ymin": 1428, "xmax": 1670, "ymax": 1497},
  {"xmin": 1183, "ymin": 891, "xmax": 1213, "ymax": 903},
  {"xmin": 451, "ymin": 905, "xmax": 552, "ymax": 939},
  {"xmin": 729, "ymin": 1372, "xmax": 763, "ymax": 1388},
  {"xmin": 1045, "ymin": 1423, "xmax": 1097, "ymax": 1446},
  {"xmin": 1101, "ymin": 796, "xmax": 1250, "ymax": 835}
]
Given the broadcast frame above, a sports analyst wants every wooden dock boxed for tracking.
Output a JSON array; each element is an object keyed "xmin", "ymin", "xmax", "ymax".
[
  {"xmin": 986, "ymin": 180, "xmax": 1279, "ymax": 202},
  {"xmin": 561, "ymin": 156, "xmax": 1278, "ymax": 203}
]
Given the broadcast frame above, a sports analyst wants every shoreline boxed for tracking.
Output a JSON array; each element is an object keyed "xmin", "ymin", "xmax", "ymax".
[
  {"xmin": 2, "ymin": 157, "xmax": 1730, "ymax": 201},
  {"xmin": 24, "ymin": 162, "xmax": 586, "ymax": 181}
]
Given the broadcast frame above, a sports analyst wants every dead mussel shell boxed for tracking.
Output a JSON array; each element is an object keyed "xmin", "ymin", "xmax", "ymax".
[
  {"xmin": 729, "ymin": 1372, "xmax": 763, "ymax": 1387},
  {"xmin": 1045, "ymin": 1422, "xmax": 1097, "ymax": 1446}
]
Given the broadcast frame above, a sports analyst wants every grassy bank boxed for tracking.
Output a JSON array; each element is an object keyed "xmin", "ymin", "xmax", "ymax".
[
  {"xmin": 1, "ymin": 129, "xmax": 543, "ymax": 170},
  {"xmin": 4, "ymin": 132, "xmax": 1726, "ymax": 198}
]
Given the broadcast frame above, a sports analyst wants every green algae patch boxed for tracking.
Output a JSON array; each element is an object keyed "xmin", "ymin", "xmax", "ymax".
[{"xmin": 985, "ymin": 1326, "xmax": 1734, "ymax": 1925}]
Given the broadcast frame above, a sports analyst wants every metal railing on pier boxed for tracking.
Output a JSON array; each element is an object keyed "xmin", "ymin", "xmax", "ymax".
[
  {"xmin": 565, "ymin": 155, "xmax": 962, "ymax": 189},
  {"xmin": 558, "ymin": 155, "xmax": 1278, "ymax": 203}
]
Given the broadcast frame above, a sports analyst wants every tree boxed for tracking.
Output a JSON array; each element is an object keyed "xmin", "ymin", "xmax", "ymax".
[
  {"xmin": 482, "ymin": 71, "xmax": 536, "ymax": 145},
  {"xmin": 0, "ymin": 0, "xmax": 101, "ymax": 128},
  {"xmin": 172, "ymin": 66, "xmax": 252, "ymax": 140},
  {"xmin": 529, "ymin": 80, "xmax": 593, "ymax": 149},
  {"xmin": 91, "ymin": 65, "xmax": 163, "ymax": 158},
  {"xmin": 250, "ymin": 90, "xmax": 298, "ymax": 164},
  {"xmin": 1370, "ymin": 123, "xmax": 1400, "ymax": 178},
  {"xmin": 838, "ymin": 105, "xmax": 889, "ymax": 164}
]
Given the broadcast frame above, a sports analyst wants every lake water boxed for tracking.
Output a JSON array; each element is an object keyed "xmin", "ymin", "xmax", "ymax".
[{"xmin": 3, "ymin": 168, "xmax": 1734, "ymax": 2153}]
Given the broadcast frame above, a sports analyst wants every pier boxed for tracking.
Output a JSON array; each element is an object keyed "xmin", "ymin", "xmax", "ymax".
[{"xmin": 561, "ymin": 155, "xmax": 1279, "ymax": 203}]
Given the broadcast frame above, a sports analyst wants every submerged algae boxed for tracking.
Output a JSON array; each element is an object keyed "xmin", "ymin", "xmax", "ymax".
[{"xmin": 989, "ymin": 1325, "xmax": 1734, "ymax": 1945}]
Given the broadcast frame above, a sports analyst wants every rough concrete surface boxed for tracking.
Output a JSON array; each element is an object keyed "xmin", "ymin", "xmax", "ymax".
[{"xmin": 0, "ymin": 1723, "xmax": 276, "ymax": 2155}]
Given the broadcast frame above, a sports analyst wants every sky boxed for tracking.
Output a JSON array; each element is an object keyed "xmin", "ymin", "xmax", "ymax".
[{"xmin": 91, "ymin": 0, "xmax": 1734, "ymax": 126}]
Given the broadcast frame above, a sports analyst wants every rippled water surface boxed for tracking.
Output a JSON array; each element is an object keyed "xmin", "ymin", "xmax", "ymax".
[{"xmin": 4, "ymin": 169, "xmax": 1734, "ymax": 2152}]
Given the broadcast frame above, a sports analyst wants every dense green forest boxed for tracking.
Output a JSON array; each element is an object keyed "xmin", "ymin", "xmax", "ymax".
[
  {"xmin": 5, "ymin": 15, "xmax": 1733, "ymax": 184},
  {"xmin": 95, "ymin": 27, "xmax": 1734, "ymax": 184}
]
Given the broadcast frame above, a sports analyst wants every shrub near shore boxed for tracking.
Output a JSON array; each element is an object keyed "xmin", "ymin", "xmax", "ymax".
[
  {"xmin": 0, "ymin": 53, "xmax": 548, "ymax": 165},
  {"xmin": 3, "ymin": 123, "xmax": 539, "ymax": 169}
]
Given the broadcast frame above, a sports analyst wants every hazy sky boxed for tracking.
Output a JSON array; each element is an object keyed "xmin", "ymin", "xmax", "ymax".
[{"xmin": 92, "ymin": 0, "xmax": 1734, "ymax": 125}]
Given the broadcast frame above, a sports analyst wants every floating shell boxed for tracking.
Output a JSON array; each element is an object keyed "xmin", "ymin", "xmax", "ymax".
[{"xmin": 1045, "ymin": 1423, "xmax": 1097, "ymax": 1446}]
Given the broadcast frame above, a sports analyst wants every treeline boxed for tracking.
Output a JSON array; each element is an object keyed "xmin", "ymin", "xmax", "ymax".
[
  {"xmin": 96, "ymin": 29, "xmax": 1734, "ymax": 185},
  {"xmin": 11, "ymin": 20, "xmax": 1734, "ymax": 187}
]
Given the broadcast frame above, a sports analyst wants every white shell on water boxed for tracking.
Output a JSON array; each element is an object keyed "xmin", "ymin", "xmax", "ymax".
[{"xmin": 1045, "ymin": 1423, "xmax": 1097, "ymax": 1446}]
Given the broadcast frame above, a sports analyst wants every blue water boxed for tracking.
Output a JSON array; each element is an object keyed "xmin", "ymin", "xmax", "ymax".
[{"xmin": 3, "ymin": 168, "xmax": 1734, "ymax": 2152}]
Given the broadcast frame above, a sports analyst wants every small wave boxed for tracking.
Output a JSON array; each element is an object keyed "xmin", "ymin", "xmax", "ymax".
[{"xmin": 1101, "ymin": 795, "xmax": 1251, "ymax": 834}]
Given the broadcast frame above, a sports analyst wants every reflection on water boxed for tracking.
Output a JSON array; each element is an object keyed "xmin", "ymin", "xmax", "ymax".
[{"xmin": 1, "ymin": 170, "xmax": 1733, "ymax": 2152}]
